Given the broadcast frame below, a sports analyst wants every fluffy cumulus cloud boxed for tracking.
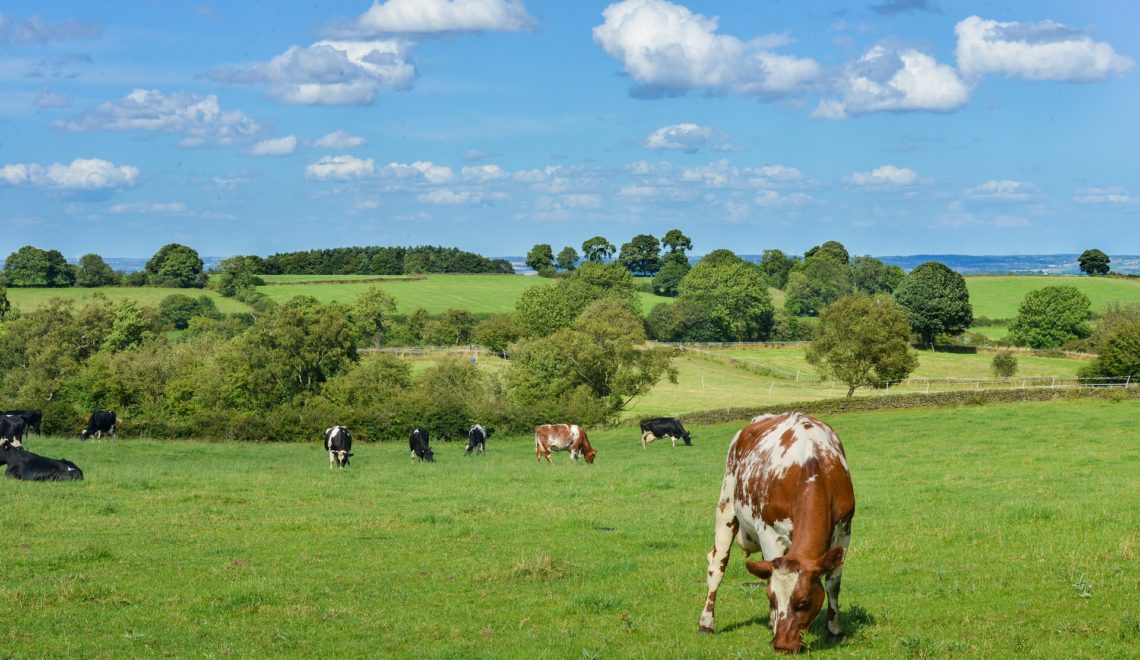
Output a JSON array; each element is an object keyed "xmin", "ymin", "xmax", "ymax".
[
  {"xmin": 54, "ymin": 89, "xmax": 261, "ymax": 148},
  {"xmin": 643, "ymin": 123, "xmax": 734, "ymax": 152},
  {"xmin": 814, "ymin": 45, "xmax": 969, "ymax": 119},
  {"xmin": 955, "ymin": 16, "xmax": 1133, "ymax": 81},
  {"xmin": 593, "ymin": 0, "xmax": 819, "ymax": 98},
  {"xmin": 329, "ymin": 0, "xmax": 535, "ymax": 37},
  {"xmin": 0, "ymin": 158, "xmax": 138, "ymax": 191},
  {"xmin": 1074, "ymin": 186, "xmax": 1138, "ymax": 205},
  {"xmin": 461, "ymin": 164, "xmax": 507, "ymax": 181},
  {"xmin": 313, "ymin": 130, "xmax": 368, "ymax": 149},
  {"xmin": 249, "ymin": 135, "xmax": 297, "ymax": 157},
  {"xmin": 381, "ymin": 161, "xmax": 455, "ymax": 184},
  {"xmin": 305, "ymin": 155, "xmax": 376, "ymax": 181},
  {"xmin": 965, "ymin": 179, "xmax": 1035, "ymax": 201},
  {"xmin": 0, "ymin": 11, "xmax": 102, "ymax": 45},
  {"xmin": 209, "ymin": 40, "xmax": 416, "ymax": 106},
  {"xmin": 844, "ymin": 164, "xmax": 921, "ymax": 188}
]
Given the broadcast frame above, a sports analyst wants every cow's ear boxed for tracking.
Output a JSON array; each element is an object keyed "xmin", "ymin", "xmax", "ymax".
[
  {"xmin": 745, "ymin": 560, "xmax": 773, "ymax": 579},
  {"xmin": 818, "ymin": 547, "xmax": 845, "ymax": 574}
]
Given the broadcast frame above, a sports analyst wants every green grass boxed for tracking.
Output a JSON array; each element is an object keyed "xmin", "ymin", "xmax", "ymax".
[
  {"xmin": 3, "ymin": 399, "xmax": 1136, "ymax": 656},
  {"xmin": 966, "ymin": 275, "xmax": 1140, "ymax": 320},
  {"xmin": 4, "ymin": 286, "xmax": 251, "ymax": 314}
]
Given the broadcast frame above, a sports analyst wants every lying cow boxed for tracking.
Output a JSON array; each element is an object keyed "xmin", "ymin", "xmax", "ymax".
[
  {"xmin": 409, "ymin": 427, "xmax": 434, "ymax": 462},
  {"xmin": 534, "ymin": 424, "xmax": 596, "ymax": 464},
  {"xmin": 639, "ymin": 416, "xmax": 692, "ymax": 448},
  {"xmin": 465, "ymin": 424, "xmax": 490, "ymax": 455},
  {"xmin": 0, "ymin": 415, "xmax": 27, "ymax": 448},
  {"xmin": 80, "ymin": 411, "xmax": 117, "ymax": 440},
  {"xmin": 699, "ymin": 412, "xmax": 855, "ymax": 654},
  {"xmin": 0, "ymin": 440, "xmax": 84, "ymax": 481},
  {"xmin": 2, "ymin": 410, "xmax": 42, "ymax": 436},
  {"xmin": 323, "ymin": 425, "xmax": 353, "ymax": 468}
]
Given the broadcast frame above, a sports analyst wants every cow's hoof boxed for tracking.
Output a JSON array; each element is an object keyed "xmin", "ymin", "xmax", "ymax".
[
  {"xmin": 697, "ymin": 625, "xmax": 715, "ymax": 634},
  {"xmin": 826, "ymin": 632, "xmax": 845, "ymax": 644}
]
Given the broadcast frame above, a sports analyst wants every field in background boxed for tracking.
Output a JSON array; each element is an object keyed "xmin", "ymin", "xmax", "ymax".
[
  {"xmin": 1, "ymin": 400, "xmax": 1135, "ymax": 657},
  {"xmin": 4, "ymin": 286, "xmax": 251, "ymax": 314},
  {"xmin": 966, "ymin": 275, "xmax": 1140, "ymax": 319}
]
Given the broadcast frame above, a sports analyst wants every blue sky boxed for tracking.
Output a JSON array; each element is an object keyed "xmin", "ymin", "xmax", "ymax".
[{"xmin": 1, "ymin": 0, "xmax": 1137, "ymax": 259}]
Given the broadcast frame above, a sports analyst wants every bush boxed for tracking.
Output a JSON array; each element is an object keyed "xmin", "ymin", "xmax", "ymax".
[{"xmin": 991, "ymin": 351, "xmax": 1018, "ymax": 378}]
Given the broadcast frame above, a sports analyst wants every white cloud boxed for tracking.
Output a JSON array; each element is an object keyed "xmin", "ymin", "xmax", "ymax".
[
  {"xmin": 313, "ymin": 130, "xmax": 368, "ymax": 149},
  {"xmin": 1074, "ymin": 186, "xmax": 1139, "ymax": 205},
  {"xmin": 305, "ymin": 155, "xmax": 376, "ymax": 181},
  {"xmin": 381, "ymin": 161, "xmax": 455, "ymax": 184},
  {"xmin": 593, "ymin": 0, "xmax": 819, "ymax": 98},
  {"xmin": 844, "ymin": 164, "xmax": 921, "ymax": 188},
  {"xmin": 643, "ymin": 123, "xmax": 734, "ymax": 152},
  {"xmin": 966, "ymin": 179, "xmax": 1035, "ymax": 201},
  {"xmin": 561, "ymin": 193, "xmax": 602, "ymax": 209},
  {"xmin": 54, "ymin": 89, "xmax": 261, "ymax": 148},
  {"xmin": 33, "ymin": 88, "xmax": 72, "ymax": 109},
  {"xmin": 329, "ymin": 0, "xmax": 535, "ymax": 36},
  {"xmin": 0, "ymin": 12, "xmax": 102, "ymax": 45},
  {"xmin": 814, "ymin": 45, "xmax": 970, "ymax": 119},
  {"xmin": 753, "ymin": 190, "xmax": 816, "ymax": 207},
  {"xmin": 249, "ymin": 135, "xmax": 297, "ymax": 157},
  {"xmin": 209, "ymin": 40, "xmax": 416, "ymax": 106},
  {"xmin": 417, "ymin": 189, "xmax": 484, "ymax": 205},
  {"xmin": 955, "ymin": 15, "xmax": 1133, "ymax": 81},
  {"xmin": 107, "ymin": 202, "xmax": 189, "ymax": 215},
  {"xmin": 461, "ymin": 164, "xmax": 507, "ymax": 181},
  {"xmin": 0, "ymin": 158, "xmax": 138, "ymax": 191}
]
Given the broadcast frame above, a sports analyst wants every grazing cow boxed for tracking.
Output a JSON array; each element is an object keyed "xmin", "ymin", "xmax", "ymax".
[
  {"xmin": 0, "ymin": 440, "xmax": 83, "ymax": 481},
  {"xmin": 80, "ymin": 411, "xmax": 117, "ymax": 440},
  {"xmin": 0, "ymin": 415, "xmax": 28, "ymax": 448},
  {"xmin": 2, "ymin": 410, "xmax": 42, "ymax": 436},
  {"xmin": 699, "ymin": 412, "xmax": 855, "ymax": 654},
  {"xmin": 409, "ymin": 427, "xmax": 434, "ymax": 462},
  {"xmin": 534, "ymin": 424, "xmax": 596, "ymax": 464},
  {"xmin": 639, "ymin": 417, "xmax": 692, "ymax": 449},
  {"xmin": 323, "ymin": 425, "xmax": 353, "ymax": 468},
  {"xmin": 465, "ymin": 424, "xmax": 490, "ymax": 455}
]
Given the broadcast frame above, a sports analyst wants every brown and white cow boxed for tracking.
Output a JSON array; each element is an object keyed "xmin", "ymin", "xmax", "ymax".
[
  {"xmin": 698, "ymin": 412, "xmax": 855, "ymax": 654},
  {"xmin": 534, "ymin": 424, "xmax": 596, "ymax": 464}
]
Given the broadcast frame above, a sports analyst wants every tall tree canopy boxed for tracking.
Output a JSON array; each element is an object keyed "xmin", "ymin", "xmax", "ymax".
[
  {"xmin": 618, "ymin": 234, "xmax": 663, "ymax": 275},
  {"xmin": 758, "ymin": 249, "xmax": 795, "ymax": 289},
  {"xmin": 804, "ymin": 240, "xmax": 850, "ymax": 265},
  {"xmin": 850, "ymin": 255, "xmax": 904, "ymax": 295},
  {"xmin": 1007, "ymin": 286, "xmax": 1092, "ymax": 349},
  {"xmin": 581, "ymin": 236, "xmax": 616, "ymax": 263},
  {"xmin": 1077, "ymin": 249, "xmax": 1110, "ymax": 276},
  {"xmin": 525, "ymin": 243, "xmax": 555, "ymax": 275},
  {"xmin": 145, "ymin": 243, "xmax": 207, "ymax": 288},
  {"xmin": 807, "ymin": 294, "xmax": 918, "ymax": 397},
  {"xmin": 556, "ymin": 246, "xmax": 580, "ymax": 272},
  {"xmin": 892, "ymin": 261, "xmax": 973, "ymax": 345},
  {"xmin": 3, "ymin": 245, "xmax": 76, "ymax": 287},
  {"xmin": 514, "ymin": 262, "xmax": 639, "ymax": 337},
  {"xmin": 784, "ymin": 254, "xmax": 854, "ymax": 316},
  {"xmin": 678, "ymin": 251, "xmax": 774, "ymax": 340},
  {"xmin": 76, "ymin": 254, "xmax": 118, "ymax": 287}
]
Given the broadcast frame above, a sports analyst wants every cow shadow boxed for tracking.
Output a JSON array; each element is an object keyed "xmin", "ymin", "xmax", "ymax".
[{"xmin": 716, "ymin": 601, "xmax": 876, "ymax": 646}]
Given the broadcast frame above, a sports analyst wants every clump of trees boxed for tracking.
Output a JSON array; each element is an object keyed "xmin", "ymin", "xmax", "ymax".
[
  {"xmin": 1007, "ymin": 286, "xmax": 1091, "ymax": 349},
  {"xmin": 262, "ymin": 245, "xmax": 512, "ymax": 276}
]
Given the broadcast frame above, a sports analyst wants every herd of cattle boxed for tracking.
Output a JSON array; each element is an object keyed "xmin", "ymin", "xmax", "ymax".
[{"xmin": 2, "ymin": 407, "xmax": 853, "ymax": 652}]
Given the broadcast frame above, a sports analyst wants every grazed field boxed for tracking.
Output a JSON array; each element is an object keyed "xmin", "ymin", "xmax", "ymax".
[
  {"xmin": 2, "ymin": 399, "xmax": 1136, "ymax": 657},
  {"xmin": 965, "ymin": 275, "xmax": 1140, "ymax": 320},
  {"xmin": 3, "ymin": 286, "xmax": 251, "ymax": 314}
]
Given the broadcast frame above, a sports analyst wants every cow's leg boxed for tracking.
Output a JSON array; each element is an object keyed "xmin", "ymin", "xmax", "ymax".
[
  {"xmin": 699, "ymin": 480, "xmax": 737, "ymax": 633},
  {"xmin": 825, "ymin": 525, "xmax": 852, "ymax": 640},
  {"xmin": 640, "ymin": 431, "xmax": 650, "ymax": 449},
  {"xmin": 329, "ymin": 451, "xmax": 335, "ymax": 468},
  {"xmin": 671, "ymin": 435, "xmax": 676, "ymax": 448}
]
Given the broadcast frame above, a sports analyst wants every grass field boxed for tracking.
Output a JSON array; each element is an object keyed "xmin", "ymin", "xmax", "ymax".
[
  {"xmin": 4, "ymin": 286, "xmax": 252, "ymax": 315},
  {"xmin": 2, "ymin": 399, "xmax": 1136, "ymax": 657},
  {"xmin": 966, "ymin": 275, "xmax": 1140, "ymax": 320}
]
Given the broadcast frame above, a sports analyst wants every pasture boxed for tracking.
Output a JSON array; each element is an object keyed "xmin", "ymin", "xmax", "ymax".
[
  {"xmin": 3, "ymin": 286, "xmax": 250, "ymax": 315},
  {"xmin": 2, "ymin": 399, "xmax": 1136, "ymax": 657},
  {"xmin": 965, "ymin": 275, "xmax": 1140, "ymax": 320}
]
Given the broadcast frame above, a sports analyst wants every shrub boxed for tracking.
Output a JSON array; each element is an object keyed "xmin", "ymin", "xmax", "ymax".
[{"xmin": 991, "ymin": 351, "xmax": 1018, "ymax": 378}]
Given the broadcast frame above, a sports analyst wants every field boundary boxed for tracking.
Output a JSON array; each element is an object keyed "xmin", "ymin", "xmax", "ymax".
[{"xmin": 260, "ymin": 275, "xmax": 425, "ymax": 286}]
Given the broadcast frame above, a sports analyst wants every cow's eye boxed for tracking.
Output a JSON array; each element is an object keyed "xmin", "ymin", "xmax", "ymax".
[{"xmin": 796, "ymin": 599, "xmax": 810, "ymax": 611}]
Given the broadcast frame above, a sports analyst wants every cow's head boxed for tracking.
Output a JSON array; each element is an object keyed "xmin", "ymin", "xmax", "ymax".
[
  {"xmin": 745, "ymin": 547, "xmax": 845, "ymax": 654},
  {"xmin": 335, "ymin": 450, "xmax": 352, "ymax": 468},
  {"xmin": 420, "ymin": 447, "xmax": 434, "ymax": 462},
  {"xmin": 582, "ymin": 447, "xmax": 596, "ymax": 463},
  {"xmin": 682, "ymin": 430, "xmax": 692, "ymax": 446},
  {"xmin": 80, "ymin": 429, "xmax": 89, "ymax": 439}
]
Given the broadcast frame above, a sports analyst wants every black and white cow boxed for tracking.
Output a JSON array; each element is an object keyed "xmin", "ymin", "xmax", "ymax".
[
  {"xmin": 323, "ymin": 425, "xmax": 353, "ymax": 468},
  {"xmin": 0, "ymin": 440, "xmax": 83, "ymax": 481},
  {"xmin": 465, "ymin": 424, "xmax": 490, "ymax": 455},
  {"xmin": 639, "ymin": 417, "xmax": 692, "ymax": 449},
  {"xmin": 80, "ymin": 411, "xmax": 116, "ymax": 440},
  {"xmin": 2, "ymin": 410, "xmax": 42, "ymax": 436},
  {"xmin": 0, "ymin": 415, "xmax": 28, "ymax": 448},
  {"xmin": 409, "ymin": 427, "xmax": 434, "ymax": 462}
]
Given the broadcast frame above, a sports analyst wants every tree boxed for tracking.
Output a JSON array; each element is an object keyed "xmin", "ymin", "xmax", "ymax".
[
  {"xmin": 145, "ymin": 243, "xmax": 206, "ymax": 288},
  {"xmin": 0, "ymin": 286, "xmax": 8, "ymax": 321},
  {"xmin": 1007, "ymin": 286, "xmax": 1092, "ymax": 349},
  {"xmin": 103, "ymin": 300, "xmax": 157, "ymax": 352},
  {"xmin": 651, "ymin": 259, "xmax": 690, "ymax": 296},
  {"xmin": 784, "ymin": 254, "xmax": 854, "ymax": 317},
  {"xmin": 76, "ymin": 254, "xmax": 117, "ymax": 287},
  {"xmin": 804, "ymin": 240, "xmax": 849, "ymax": 265},
  {"xmin": 661, "ymin": 229, "xmax": 692, "ymax": 255},
  {"xmin": 3, "ymin": 245, "xmax": 76, "ymax": 287},
  {"xmin": 1077, "ymin": 249, "xmax": 1110, "ymax": 276},
  {"xmin": 581, "ymin": 236, "xmax": 615, "ymax": 263},
  {"xmin": 214, "ymin": 256, "xmax": 264, "ymax": 296},
  {"xmin": 472, "ymin": 315, "xmax": 523, "ymax": 356},
  {"xmin": 556, "ymin": 246, "xmax": 579, "ymax": 272},
  {"xmin": 644, "ymin": 300, "xmax": 720, "ymax": 342},
  {"xmin": 352, "ymin": 286, "xmax": 397, "ymax": 348},
  {"xmin": 850, "ymin": 255, "xmax": 904, "ymax": 295},
  {"xmin": 806, "ymin": 294, "xmax": 918, "ymax": 397},
  {"xmin": 991, "ymin": 352, "xmax": 1018, "ymax": 378},
  {"xmin": 758, "ymin": 249, "xmax": 795, "ymax": 289},
  {"xmin": 1080, "ymin": 320, "xmax": 1140, "ymax": 379},
  {"xmin": 678, "ymin": 251, "xmax": 774, "ymax": 341},
  {"xmin": 159, "ymin": 294, "xmax": 204, "ymax": 330},
  {"xmin": 618, "ymin": 234, "xmax": 662, "ymax": 275},
  {"xmin": 525, "ymin": 243, "xmax": 555, "ymax": 276},
  {"xmin": 514, "ymin": 262, "xmax": 639, "ymax": 337},
  {"xmin": 893, "ymin": 261, "xmax": 973, "ymax": 345}
]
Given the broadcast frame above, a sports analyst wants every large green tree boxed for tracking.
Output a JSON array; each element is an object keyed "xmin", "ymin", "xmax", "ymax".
[
  {"xmin": 352, "ymin": 286, "xmax": 398, "ymax": 348},
  {"xmin": 1080, "ymin": 320, "xmax": 1140, "ymax": 380},
  {"xmin": 3, "ymin": 245, "xmax": 76, "ymax": 287},
  {"xmin": 1007, "ymin": 286, "xmax": 1092, "ymax": 349},
  {"xmin": 758, "ymin": 249, "xmax": 795, "ymax": 289},
  {"xmin": 850, "ymin": 255, "xmax": 904, "ymax": 295},
  {"xmin": 76, "ymin": 254, "xmax": 118, "ymax": 287},
  {"xmin": 651, "ymin": 259, "xmax": 689, "ymax": 296},
  {"xmin": 581, "ymin": 236, "xmax": 615, "ymax": 263},
  {"xmin": 556, "ymin": 246, "xmax": 579, "ymax": 272},
  {"xmin": 618, "ymin": 234, "xmax": 662, "ymax": 275},
  {"xmin": 214, "ymin": 256, "xmax": 264, "ymax": 297},
  {"xmin": 145, "ymin": 243, "xmax": 207, "ymax": 288},
  {"xmin": 1077, "ymin": 249, "xmax": 1110, "ymax": 276},
  {"xmin": 525, "ymin": 243, "xmax": 555, "ymax": 275},
  {"xmin": 661, "ymin": 229, "xmax": 692, "ymax": 255},
  {"xmin": 804, "ymin": 240, "xmax": 850, "ymax": 265},
  {"xmin": 784, "ymin": 254, "xmax": 854, "ymax": 317},
  {"xmin": 514, "ymin": 262, "xmax": 639, "ymax": 337},
  {"xmin": 0, "ymin": 286, "xmax": 9, "ymax": 321},
  {"xmin": 806, "ymin": 293, "xmax": 918, "ymax": 397},
  {"xmin": 678, "ymin": 251, "xmax": 774, "ymax": 340},
  {"xmin": 893, "ymin": 261, "xmax": 973, "ymax": 345}
]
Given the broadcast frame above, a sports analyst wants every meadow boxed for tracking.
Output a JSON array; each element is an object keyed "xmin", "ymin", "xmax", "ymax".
[
  {"xmin": 2, "ymin": 399, "xmax": 1136, "ymax": 657},
  {"xmin": 965, "ymin": 275, "xmax": 1140, "ymax": 320},
  {"xmin": 3, "ymin": 286, "xmax": 251, "ymax": 315}
]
